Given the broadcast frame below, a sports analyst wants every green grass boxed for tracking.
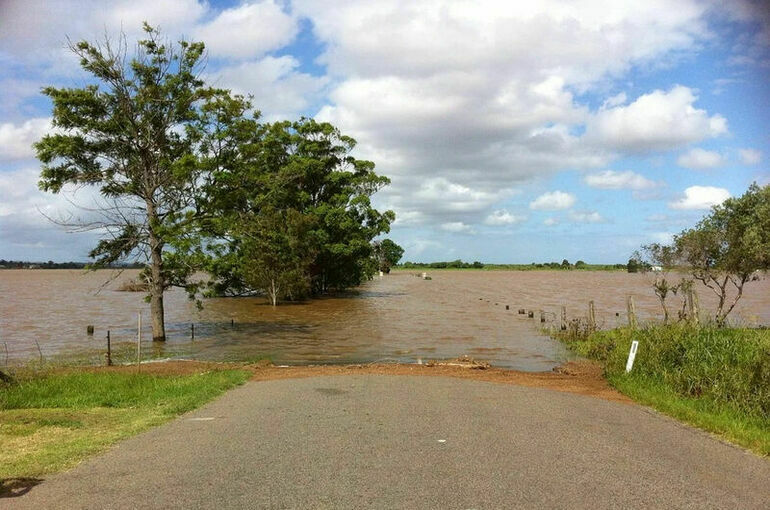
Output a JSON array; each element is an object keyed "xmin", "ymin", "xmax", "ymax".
[
  {"xmin": 0, "ymin": 369, "xmax": 250, "ymax": 481},
  {"xmin": 557, "ymin": 324, "xmax": 770, "ymax": 455}
]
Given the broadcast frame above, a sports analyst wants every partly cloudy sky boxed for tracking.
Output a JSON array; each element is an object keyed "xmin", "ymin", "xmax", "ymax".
[{"xmin": 1, "ymin": 0, "xmax": 769, "ymax": 263}]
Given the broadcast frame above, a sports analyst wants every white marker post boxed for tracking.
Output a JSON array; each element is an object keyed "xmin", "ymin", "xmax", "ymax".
[{"xmin": 625, "ymin": 340, "xmax": 639, "ymax": 373}]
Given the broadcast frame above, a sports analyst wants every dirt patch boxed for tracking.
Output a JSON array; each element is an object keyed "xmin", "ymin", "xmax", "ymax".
[{"xmin": 81, "ymin": 358, "xmax": 629, "ymax": 404}]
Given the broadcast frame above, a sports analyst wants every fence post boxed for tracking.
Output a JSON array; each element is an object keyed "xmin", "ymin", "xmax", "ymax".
[
  {"xmin": 588, "ymin": 300, "xmax": 596, "ymax": 330},
  {"xmin": 137, "ymin": 311, "xmax": 142, "ymax": 364},
  {"xmin": 687, "ymin": 288, "xmax": 699, "ymax": 325},
  {"xmin": 560, "ymin": 306, "xmax": 567, "ymax": 331},
  {"xmin": 627, "ymin": 296, "xmax": 637, "ymax": 329},
  {"xmin": 106, "ymin": 330, "xmax": 112, "ymax": 366}
]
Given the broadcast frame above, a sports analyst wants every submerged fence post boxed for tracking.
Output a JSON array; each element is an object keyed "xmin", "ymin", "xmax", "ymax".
[
  {"xmin": 588, "ymin": 300, "xmax": 596, "ymax": 330},
  {"xmin": 137, "ymin": 311, "xmax": 142, "ymax": 364},
  {"xmin": 191, "ymin": 323, "xmax": 195, "ymax": 340},
  {"xmin": 627, "ymin": 296, "xmax": 637, "ymax": 329},
  {"xmin": 560, "ymin": 306, "xmax": 567, "ymax": 331},
  {"xmin": 106, "ymin": 330, "xmax": 112, "ymax": 366},
  {"xmin": 687, "ymin": 288, "xmax": 699, "ymax": 325}
]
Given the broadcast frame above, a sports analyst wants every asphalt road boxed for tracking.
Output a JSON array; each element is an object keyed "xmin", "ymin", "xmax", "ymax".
[{"xmin": 5, "ymin": 375, "xmax": 769, "ymax": 509}]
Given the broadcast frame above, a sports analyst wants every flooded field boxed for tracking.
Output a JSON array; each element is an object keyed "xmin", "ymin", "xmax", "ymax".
[{"xmin": 1, "ymin": 269, "xmax": 768, "ymax": 370}]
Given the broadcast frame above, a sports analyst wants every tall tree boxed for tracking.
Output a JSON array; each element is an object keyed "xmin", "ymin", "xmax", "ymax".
[
  {"xmin": 35, "ymin": 24, "xmax": 243, "ymax": 341},
  {"xmin": 208, "ymin": 118, "xmax": 394, "ymax": 300},
  {"xmin": 674, "ymin": 183, "xmax": 770, "ymax": 324}
]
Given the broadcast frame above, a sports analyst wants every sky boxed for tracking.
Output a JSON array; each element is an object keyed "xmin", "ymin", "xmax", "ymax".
[{"xmin": 1, "ymin": 0, "xmax": 769, "ymax": 263}]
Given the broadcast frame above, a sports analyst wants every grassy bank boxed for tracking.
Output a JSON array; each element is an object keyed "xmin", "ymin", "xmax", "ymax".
[
  {"xmin": 557, "ymin": 324, "xmax": 770, "ymax": 455},
  {"xmin": 0, "ymin": 366, "xmax": 250, "ymax": 484}
]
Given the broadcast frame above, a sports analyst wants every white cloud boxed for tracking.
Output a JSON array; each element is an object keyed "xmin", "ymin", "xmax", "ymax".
[
  {"xmin": 300, "ymin": 0, "xmax": 711, "ymax": 227},
  {"xmin": 440, "ymin": 222, "xmax": 474, "ymax": 234},
  {"xmin": 194, "ymin": 1, "xmax": 297, "ymax": 59},
  {"xmin": 669, "ymin": 185, "xmax": 730, "ymax": 210},
  {"xmin": 586, "ymin": 86, "xmax": 727, "ymax": 152},
  {"xmin": 529, "ymin": 191, "xmax": 576, "ymax": 211},
  {"xmin": 738, "ymin": 148, "xmax": 762, "ymax": 165},
  {"xmin": 484, "ymin": 210, "xmax": 527, "ymax": 226},
  {"xmin": 212, "ymin": 56, "xmax": 328, "ymax": 120},
  {"xmin": 583, "ymin": 170, "xmax": 659, "ymax": 190},
  {"xmin": 0, "ymin": 0, "xmax": 207, "ymax": 63},
  {"xmin": 676, "ymin": 148, "xmax": 726, "ymax": 169},
  {"xmin": 569, "ymin": 210, "xmax": 605, "ymax": 223},
  {"xmin": 0, "ymin": 118, "xmax": 52, "ymax": 160},
  {"xmin": 543, "ymin": 217, "xmax": 558, "ymax": 226}
]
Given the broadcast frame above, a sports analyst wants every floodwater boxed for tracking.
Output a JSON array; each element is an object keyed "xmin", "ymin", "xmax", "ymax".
[{"xmin": 1, "ymin": 269, "xmax": 768, "ymax": 370}]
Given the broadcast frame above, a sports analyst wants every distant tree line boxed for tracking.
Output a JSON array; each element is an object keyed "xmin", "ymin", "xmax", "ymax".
[
  {"xmin": 34, "ymin": 25, "xmax": 400, "ymax": 341},
  {"xmin": 398, "ymin": 260, "xmax": 626, "ymax": 270},
  {"xmin": 0, "ymin": 260, "xmax": 144, "ymax": 269}
]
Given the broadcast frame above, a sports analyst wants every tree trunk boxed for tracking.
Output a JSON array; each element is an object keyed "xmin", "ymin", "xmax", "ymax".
[
  {"xmin": 147, "ymin": 204, "xmax": 166, "ymax": 342},
  {"xmin": 269, "ymin": 278, "xmax": 279, "ymax": 306}
]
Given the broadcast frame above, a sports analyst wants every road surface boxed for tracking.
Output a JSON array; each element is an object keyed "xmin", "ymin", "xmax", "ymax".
[{"xmin": 4, "ymin": 375, "xmax": 769, "ymax": 509}]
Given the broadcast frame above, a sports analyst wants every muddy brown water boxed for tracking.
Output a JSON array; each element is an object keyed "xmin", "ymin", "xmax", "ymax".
[{"xmin": 1, "ymin": 269, "xmax": 768, "ymax": 370}]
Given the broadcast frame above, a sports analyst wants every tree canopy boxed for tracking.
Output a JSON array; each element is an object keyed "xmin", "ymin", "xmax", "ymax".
[{"xmin": 35, "ymin": 24, "xmax": 398, "ymax": 327}]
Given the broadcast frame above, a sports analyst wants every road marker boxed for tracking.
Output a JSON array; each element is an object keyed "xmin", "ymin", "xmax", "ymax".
[{"xmin": 626, "ymin": 340, "xmax": 639, "ymax": 373}]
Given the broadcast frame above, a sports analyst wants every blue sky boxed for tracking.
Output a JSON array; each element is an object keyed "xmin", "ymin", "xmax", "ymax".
[{"xmin": 1, "ymin": 0, "xmax": 768, "ymax": 263}]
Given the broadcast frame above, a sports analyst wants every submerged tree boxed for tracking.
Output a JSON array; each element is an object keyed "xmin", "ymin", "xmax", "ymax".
[
  {"xmin": 638, "ymin": 244, "xmax": 680, "ymax": 324},
  {"xmin": 207, "ymin": 118, "xmax": 394, "ymax": 302},
  {"xmin": 35, "ymin": 25, "xmax": 247, "ymax": 340},
  {"xmin": 372, "ymin": 238, "xmax": 404, "ymax": 273}
]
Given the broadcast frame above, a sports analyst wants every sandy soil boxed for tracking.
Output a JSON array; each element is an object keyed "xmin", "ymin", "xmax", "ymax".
[{"xmin": 88, "ymin": 358, "xmax": 629, "ymax": 404}]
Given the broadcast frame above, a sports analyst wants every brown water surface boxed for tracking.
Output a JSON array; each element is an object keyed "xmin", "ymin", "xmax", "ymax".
[{"xmin": 1, "ymin": 269, "xmax": 767, "ymax": 370}]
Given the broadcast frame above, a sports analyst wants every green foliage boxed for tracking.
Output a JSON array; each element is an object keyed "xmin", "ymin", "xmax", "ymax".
[
  {"xmin": 33, "ymin": 24, "xmax": 250, "ymax": 339},
  {"xmin": 206, "ymin": 118, "xmax": 394, "ymax": 303},
  {"xmin": 672, "ymin": 183, "xmax": 770, "ymax": 323},
  {"xmin": 565, "ymin": 325, "xmax": 770, "ymax": 419},
  {"xmin": 373, "ymin": 238, "xmax": 405, "ymax": 273}
]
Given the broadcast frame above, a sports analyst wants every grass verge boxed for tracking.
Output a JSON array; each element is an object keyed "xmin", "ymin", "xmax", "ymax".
[
  {"xmin": 556, "ymin": 323, "xmax": 770, "ymax": 456},
  {"xmin": 0, "ymin": 367, "xmax": 250, "ymax": 484}
]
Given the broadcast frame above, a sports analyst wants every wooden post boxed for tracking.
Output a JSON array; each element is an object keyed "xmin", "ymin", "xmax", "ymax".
[
  {"xmin": 106, "ymin": 330, "xmax": 112, "ymax": 366},
  {"xmin": 588, "ymin": 300, "xmax": 596, "ymax": 330},
  {"xmin": 560, "ymin": 306, "xmax": 567, "ymax": 331},
  {"xmin": 518, "ymin": 308, "xmax": 526, "ymax": 315},
  {"xmin": 627, "ymin": 296, "xmax": 637, "ymax": 329},
  {"xmin": 231, "ymin": 319, "xmax": 234, "ymax": 327},
  {"xmin": 191, "ymin": 323, "xmax": 195, "ymax": 340},
  {"xmin": 3, "ymin": 341, "xmax": 8, "ymax": 367},
  {"xmin": 527, "ymin": 310, "xmax": 534, "ymax": 318},
  {"xmin": 137, "ymin": 311, "xmax": 142, "ymax": 364},
  {"xmin": 505, "ymin": 305, "xmax": 509, "ymax": 310},
  {"xmin": 540, "ymin": 311, "xmax": 546, "ymax": 323},
  {"xmin": 86, "ymin": 325, "xmax": 94, "ymax": 336},
  {"xmin": 687, "ymin": 288, "xmax": 699, "ymax": 324}
]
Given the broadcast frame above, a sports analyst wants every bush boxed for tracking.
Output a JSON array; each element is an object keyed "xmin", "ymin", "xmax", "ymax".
[{"xmin": 588, "ymin": 325, "xmax": 770, "ymax": 418}]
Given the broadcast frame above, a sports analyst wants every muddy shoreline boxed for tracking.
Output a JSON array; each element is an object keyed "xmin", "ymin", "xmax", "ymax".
[{"xmin": 84, "ymin": 358, "xmax": 630, "ymax": 404}]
